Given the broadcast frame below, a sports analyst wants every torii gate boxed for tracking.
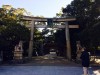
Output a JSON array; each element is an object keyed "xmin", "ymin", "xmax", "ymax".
[{"xmin": 22, "ymin": 16, "xmax": 79, "ymax": 60}]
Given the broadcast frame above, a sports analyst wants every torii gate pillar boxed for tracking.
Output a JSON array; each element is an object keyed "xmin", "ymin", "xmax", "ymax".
[
  {"xmin": 65, "ymin": 22, "xmax": 71, "ymax": 60},
  {"xmin": 28, "ymin": 20, "xmax": 34, "ymax": 59}
]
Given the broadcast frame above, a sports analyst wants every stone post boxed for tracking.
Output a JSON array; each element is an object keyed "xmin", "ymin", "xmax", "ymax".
[
  {"xmin": 28, "ymin": 20, "xmax": 34, "ymax": 59},
  {"xmin": 65, "ymin": 22, "xmax": 71, "ymax": 60}
]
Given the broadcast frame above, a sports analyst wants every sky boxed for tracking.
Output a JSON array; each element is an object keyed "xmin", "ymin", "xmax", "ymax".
[{"xmin": 0, "ymin": 0, "xmax": 73, "ymax": 17}]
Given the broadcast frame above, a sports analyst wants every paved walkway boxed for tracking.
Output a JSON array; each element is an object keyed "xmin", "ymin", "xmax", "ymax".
[
  {"xmin": 7, "ymin": 53, "xmax": 81, "ymax": 66},
  {"xmin": 0, "ymin": 54, "xmax": 99, "ymax": 75},
  {"xmin": 22, "ymin": 56, "xmax": 81, "ymax": 66},
  {"xmin": 0, "ymin": 66, "xmax": 98, "ymax": 75}
]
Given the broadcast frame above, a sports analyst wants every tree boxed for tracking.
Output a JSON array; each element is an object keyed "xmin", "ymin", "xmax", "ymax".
[
  {"xmin": 0, "ymin": 5, "xmax": 26, "ymax": 25},
  {"xmin": 62, "ymin": 0, "xmax": 100, "ymax": 50},
  {"xmin": 0, "ymin": 5, "xmax": 30, "ymax": 61},
  {"xmin": 53, "ymin": 29, "xmax": 66, "ymax": 57}
]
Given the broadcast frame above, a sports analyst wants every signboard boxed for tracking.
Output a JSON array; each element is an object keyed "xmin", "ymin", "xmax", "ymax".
[{"xmin": 47, "ymin": 19, "xmax": 53, "ymax": 27}]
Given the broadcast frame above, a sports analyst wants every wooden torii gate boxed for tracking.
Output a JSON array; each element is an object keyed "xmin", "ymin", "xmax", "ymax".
[{"xmin": 22, "ymin": 16, "xmax": 79, "ymax": 60}]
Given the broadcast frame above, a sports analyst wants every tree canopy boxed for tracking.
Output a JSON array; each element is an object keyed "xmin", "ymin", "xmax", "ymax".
[
  {"xmin": 0, "ymin": 5, "xmax": 30, "ymax": 59},
  {"xmin": 62, "ymin": 0, "xmax": 100, "ymax": 49}
]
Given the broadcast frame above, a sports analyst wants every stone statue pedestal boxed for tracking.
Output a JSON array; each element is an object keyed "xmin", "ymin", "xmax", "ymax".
[{"xmin": 13, "ymin": 41, "xmax": 23, "ymax": 63}]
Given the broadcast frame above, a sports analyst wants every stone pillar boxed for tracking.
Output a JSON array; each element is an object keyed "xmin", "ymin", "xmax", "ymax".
[
  {"xmin": 28, "ymin": 20, "xmax": 34, "ymax": 59},
  {"xmin": 76, "ymin": 41, "xmax": 82, "ymax": 61},
  {"xmin": 0, "ymin": 51, "xmax": 3, "ymax": 63},
  {"xmin": 65, "ymin": 22, "xmax": 71, "ymax": 60}
]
